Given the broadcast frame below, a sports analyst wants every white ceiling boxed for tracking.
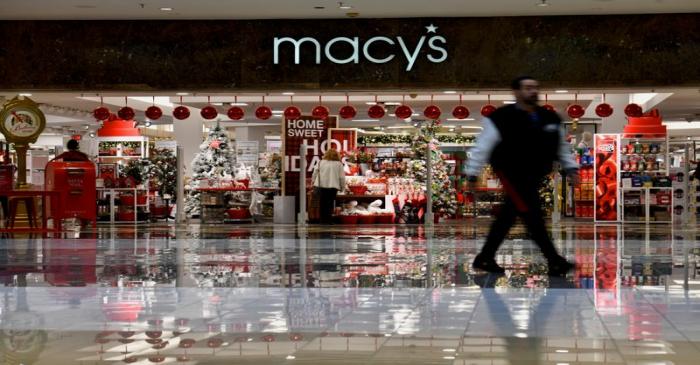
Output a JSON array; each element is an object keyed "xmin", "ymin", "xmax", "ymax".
[{"xmin": 1, "ymin": 0, "xmax": 699, "ymax": 20}]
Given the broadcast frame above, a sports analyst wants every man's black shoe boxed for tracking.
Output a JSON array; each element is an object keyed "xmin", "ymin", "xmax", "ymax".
[{"xmin": 472, "ymin": 255, "xmax": 506, "ymax": 274}]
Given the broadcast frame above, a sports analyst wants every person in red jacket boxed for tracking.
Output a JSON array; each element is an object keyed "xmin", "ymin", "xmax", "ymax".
[{"xmin": 52, "ymin": 139, "xmax": 90, "ymax": 162}]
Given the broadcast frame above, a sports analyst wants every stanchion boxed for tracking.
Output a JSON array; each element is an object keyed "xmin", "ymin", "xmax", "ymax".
[
  {"xmin": 297, "ymin": 143, "xmax": 307, "ymax": 226},
  {"xmin": 425, "ymin": 143, "xmax": 434, "ymax": 226},
  {"xmin": 176, "ymin": 146, "xmax": 186, "ymax": 223}
]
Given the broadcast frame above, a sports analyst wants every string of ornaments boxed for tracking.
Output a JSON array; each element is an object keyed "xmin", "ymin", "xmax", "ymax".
[{"xmin": 91, "ymin": 94, "xmax": 646, "ymax": 122}]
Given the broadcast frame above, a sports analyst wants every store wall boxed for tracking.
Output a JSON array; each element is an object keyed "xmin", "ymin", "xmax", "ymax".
[{"xmin": 1, "ymin": 14, "xmax": 699, "ymax": 90}]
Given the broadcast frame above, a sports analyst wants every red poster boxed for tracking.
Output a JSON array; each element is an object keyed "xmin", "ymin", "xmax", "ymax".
[
  {"xmin": 283, "ymin": 116, "xmax": 337, "ymax": 197},
  {"xmin": 594, "ymin": 134, "xmax": 620, "ymax": 221}
]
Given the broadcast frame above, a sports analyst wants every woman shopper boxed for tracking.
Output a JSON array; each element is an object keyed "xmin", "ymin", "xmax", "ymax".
[{"xmin": 312, "ymin": 149, "xmax": 345, "ymax": 224}]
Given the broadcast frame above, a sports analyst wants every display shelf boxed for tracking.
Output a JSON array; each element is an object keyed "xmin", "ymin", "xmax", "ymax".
[{"xmin": 621, "ymin": 187, "xmax": 673, "ymax": 224}]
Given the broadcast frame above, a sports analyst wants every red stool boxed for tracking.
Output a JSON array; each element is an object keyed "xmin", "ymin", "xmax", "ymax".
[{"xmin": 8, "ymin": 197, "xmax": 37, "ymax": 228}]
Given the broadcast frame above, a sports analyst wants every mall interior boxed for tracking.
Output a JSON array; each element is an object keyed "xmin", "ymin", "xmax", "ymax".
[{"xmin": 1, "ymin": 1, "xmax": 700, "ymax": 364}]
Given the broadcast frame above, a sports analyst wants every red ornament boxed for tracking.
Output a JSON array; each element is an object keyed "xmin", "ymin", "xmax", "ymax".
[
  {"xmin": 624, "ymin": 103, "xmax": 643, "ymax": 117},
  {"xmin": 173, "ymin": 106, "xmax": 190, "ymax": 120},
  {"xmin": 93, "ymin": 106, "xmax": 110, "ymax": 121},
  {"xmin": 542, "ymin": 104, "xmax": 556, "ymax": 112},
  {"xmin": 227, "ymin": 106, "xmax": 245, "ymax": 120},
  {"xmin": 451, "ymin": 105, "xmax": 470, "ymax": 119},
  {"xmin": 424, "ymin": 105, "xmax": 441, "ymax": 120},
  {"xmin": 367, "ymin": 104, "xmax": 386, "ymax": 119},
  {"xmin": 118, "ymin": 106, "xmax": 135, "ymax": 121},
  {"xmin": 200, "ymin": 105, "xmax": 218, "ymax": 120},
  {"xmin": 481, "ymin": 104, "xmax": 497, "ymax": 117},
  {"xmin": 284, "ymin": 106, "xmax": 301, "ymax": 120},
  {"xmin": 595, "ymin": 103, "xmax": 614, "ymax": 118},
  {"xmin": 567, "ymin": 104, "xmax": 585, "ymax": 119},
  {"xmin": 312, "ymin": 105, "xmax": 330, "ymax": 120},
  {"xmin": 255, "ymin": 106, "xmax": 272, "ymax": 120},
  {"xmin": 339, "ymin": 105, "xmax": 357, "ymax": 119},
  {"xmin": 394, "ymin": 105, "xmax": 413, "ymax": 119},
  {"xmin": 145, "ymin": 106, "xmax": 163, "ymax": 120}
]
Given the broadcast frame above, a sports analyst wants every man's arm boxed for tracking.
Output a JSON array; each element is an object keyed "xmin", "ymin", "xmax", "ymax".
[{"xmin": 465, "ymin": 118, "xmax": 501, "ymax": 180}]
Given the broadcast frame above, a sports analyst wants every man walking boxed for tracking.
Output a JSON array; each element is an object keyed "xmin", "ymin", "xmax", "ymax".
[{"xmin": 466, "ymin": 76, "xmax": 579, "ymax": 276}]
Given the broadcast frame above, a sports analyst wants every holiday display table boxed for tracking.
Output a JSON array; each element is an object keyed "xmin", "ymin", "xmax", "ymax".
[
  {"xmin": 0, "ymin": 185, "xmax": 60, "ymax": 233},
  {"xmin": 97, "ymin": 187, "xmax": 150, "ymax": 223}
]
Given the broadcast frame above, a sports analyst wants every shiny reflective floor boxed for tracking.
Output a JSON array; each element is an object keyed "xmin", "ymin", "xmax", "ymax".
[{"xmin": 1, "ymin": 221, "xmax": 700, "ymax": 364}]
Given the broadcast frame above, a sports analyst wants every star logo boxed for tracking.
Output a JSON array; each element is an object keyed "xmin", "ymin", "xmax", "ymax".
[{"xmin": 425, "ymin": 24, "xmax": 438, "ymax": 33}]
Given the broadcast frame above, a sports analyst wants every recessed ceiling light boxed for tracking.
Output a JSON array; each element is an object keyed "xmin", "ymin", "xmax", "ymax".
[
  {"xmin": 537, "ymin": 0, "xmax": 549, "ymax": 7},
  {"xmin": 365, "ymin": 102, "xmax": 377, "ymax": 105},
  {"xmin": 442, "ymin": 349, "xmax": 457, "ymax": 352},
  {"xmin": 503, "ymin": 101, "xmax": 516, "ymax": 104},
  {"xmin": 83, "ymin": 125, "xmax": 90, "ymax": 130},
  {"xmin": 212, "ymin": 102, "xmax": 223, "ymax": 106},
  {"xmin": 339, "ymin": 2, "xmax": 353, "ymax": 9},
  {"xmin": 384, "ymin": 102, "xmax": 401, "ymax": 106},
  {"xmin": 443, "ymin": 356, "xmax": 456, "ymax": 360},
  {"xmin": 19, "ymin": 93, "xmax": 32, "ymax": 97},
  {"xmin": 176, "ymin": 92, "xmax": 189, "ymax": 96},
  {"xmin": 160, "ymin": 7, "xmax": 173, "ymax": 11},
  {"xmin": 556, "ymin": 349, "xmax": 569, "ymax": 353},
  {"xmin": 282, "ymin": 92, "xmax": 295, "ymax": 96},
  {"xmin": 145, "ymin": 121, "xmax": 153, "ymax": 127},
  {"xmin": 449, "ymin": 128, "xmax": 455, "ymax": 132},
  {"xmin": 89, "ymin": 132, "xmax": 96, "ymax": 138},
  {"xmin": 230, "ymin": 102, "xmax": 248, "ymax": 106},
  {"xmin": 286, "ymin": 355, "xmax": 296, "ymax": 360},
  {"xmin": 555, "ymin": 90, "xmax": 568, "ymax": 93},
  {"xmin": 443, "ymin": 91, "xmax": 457, "ymax": 94}
]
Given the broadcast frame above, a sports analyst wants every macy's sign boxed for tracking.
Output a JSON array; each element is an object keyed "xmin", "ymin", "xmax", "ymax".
[{"xmin": 273, "ymin": 24, "xmax": 447, "ymax": 71}]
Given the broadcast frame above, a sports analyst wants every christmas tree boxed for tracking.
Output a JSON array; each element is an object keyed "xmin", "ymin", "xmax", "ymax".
[
  {"xmin": 406, "ymin": 120, "xmax": 458, "ymax": 218},
  {"xmin": 148, "ymin": 148, "xmax": 177, "ymax": 199},
  {"xmin": 185, "ymin": 124, "xmax": 236, "ymax": 217}
]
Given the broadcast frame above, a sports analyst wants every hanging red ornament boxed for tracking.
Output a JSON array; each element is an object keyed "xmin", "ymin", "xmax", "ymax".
[
  {"xmin": 284, "ymin": 106, "xmax": 301, "ymax": 120},
  {"xmin": 339, "ymin": 105, "xmax": 357, "ymax": 119},
  {"xmin": 118, "ymin": 106, "xmax": 135, "ymax": 121},
  {"xmin": 624, "ymin": 103, "xmax": 643, "ymax": 117},
  {"xmin": 93, "ymin": 106, "xmax": 110, "ymax": 121},
  {"xmin": 227, "ymin": 106, "xmax": 244, "ymax": 120},
  {"xmin": 567, "ymin": 104, "xmax": 585, "ymax": 119},
  {"xmin": 145, "ymin": 106, "xmax": 163, "ymax": 120},
  {"xmin": 200, "ymin": 105, "xmax": 218, "ymax": 120},
  {"xmin": 595, "ymin": 103, "xmax": 613, "ymax": 118},
  {"xmin": 173, "ymin": 106, "xmax": 190, "ymax": 120},
  {"xmin": 255, "ymin": 105, "xmax": 272, "ymax": 120},
  {"xmin": 312, "ymin": 105, "xmax": 329, "ymax": 120},
  {"xmin": 395, "ymin": 104, "xmax": 413, "ymax": 119},
  {"xmin": 452, "ymin": 105, "xmax": 470, "ymax": 119},
  {"xmin": 424, "ymin": 105, "xmax": 441, "ymax": 120},
  {"xmin": 481, "ymin": 104, "xmax": 496, "ymax": 117},
  {"xmin": 542, "ymin": 104, "xmax": 555, "ymax": 112},
  {"xmin": 367, "ymin": 104, "xmax": 385, "ymax": 119}
]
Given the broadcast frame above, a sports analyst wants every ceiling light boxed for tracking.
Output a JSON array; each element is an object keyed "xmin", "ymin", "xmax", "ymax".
[
  {"xmin": 338, "ymin": 2, "xmax": 353, "ymax": 9},
  {"xmin": 537, "ymin": 0, "xmax": 549, "ymax": 7},
  {"xmin": 89, "ymin": 132, "xmax": 96, "ymax": 138},
  {"xmin": 212, "ymin": 102, "xmax": 223, "ymax": 106},
  {"xmin": 352, "ymin": 119, "xmax": 380, "ymax": 122},
  {"xmin": 503, "ymin": 101, "xmax": 516, "ymax": 104},
  {"xmin": 83, "ymin": 125, "xmax": 90, "ymax": 130},
  {"xmin": 145, "ymin": 121, "xmax": 152, "ymax": 127},
  {"xmin": 449, "ymin": 128, "xmax": 455, "ymax": 132},
  {"xmin": 176, "ymin": 92, "xmax": 189, "ymax": 96},
  {"xmin": 384, "ymin": 102, "xmax": 401, "ymax": 106},
  {"xmin": 443, "ymin": 91, "xmax": 457, "ymax": 94},
  {"xmin": 365, "ymin": 102, "xmax": 377, "ymax": 105},
  {"xmin": 443, "ymin": 356, "xmax": 456, "ymax": 360},
  {"xmin": 556, "ymin": 349, "xmax": 569, "ymax": 353},
  {"xmin": 282, "ymin": 92, "xmax": 295, "ymax": 96},
  {"xmin": 373, "ymin": 126, "xmax": 382, "ymax": 130},
  {"xmin": 442, "ymin": 349, "xmax": 456, "ymax": 353},
  {"xmin": 160, "ymin": 7, "xmax": 173, "ymax": 11},
  {"xmin": 19, "ymin": 93, "xmax": 32, "ymax": 97},
  {"xmin": 230, "ymin": 102, "xmax": 248, "ymax": 106},
  {"xmin": 555, "ymin": 90, "xmax": 568, "ymax": 93}
]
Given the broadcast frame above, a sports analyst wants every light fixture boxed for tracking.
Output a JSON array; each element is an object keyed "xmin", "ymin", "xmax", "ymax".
[
  {"xmin": 556, "ymin": 349, "xmax": 569, "ymax": 353},
  {"xmin": 19, "ymin": 93, "xmax": 32, "ymax": 97},
  {"xmin": 212, "ymin": 102, "xmax": 223, "ymax": 106},
  {"xmin": 537, "ymin": 0, "xmax": 549, "ymax": 7},
  {"xmin": 384, "ymin": 102, "xmax": 401, "ymax": 106},
  {"xmin": 282, "ymin": 92, "xmax": 295, "ymax": 96},
  {"xmin": 176, "ymin": 92, "xmax": 189, "ymax": 96},
  {"xmin": 365, "ymin": 101, "xmax": 377, "ymax": 105},
  {"xmin": 89, "ymin": 132, "xmax": 96, "ymax": 138},
  {"xmin": 83, "ymin": 125, "xmax": 90, "ymax": 130},
  {"xmin": 443, "ymin": 356, "xmax": 456, "ymax": 360},
  {"xmin": 352, "ymin": 119, "xmax": 380, "ymax": 122},
  {"xmin": 145, "ymin": 121, "xmax": 152, "ymax": 127},
  {"xmin": 443, "ymin": 91, "xmax": 457, "ymax": 94},
  {"xmin": 555, "ymin": 90, "xmax": 568, "ymax": 93},
  {"xmin": 286, "ymin": 355, "xmax": 296, "ymax": 360},
  {"xmin": 338, "ymin": 2, "xmax": 352, "ymax": 9},
  {"xmin": 442, "ymin": 349, "xmax": 456, "ymax": 353},
  {"xmin": 449, "ymin": 128, "xmax": 455, "ymax": 132},
  {"xmin": 230, "ymin": 102, "xmax": 248, "ymax": 106},
  {"xmin": 160, "ymin": 7, "xmax": 173, "ymax": 11},
  {"xmin": 503, "ymin": 100, "xmax": 516, "ymax": 104}
]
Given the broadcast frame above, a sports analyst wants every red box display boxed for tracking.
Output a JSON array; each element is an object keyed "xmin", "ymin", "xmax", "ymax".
[
  {"xmin": 594, "ymin": 134, "xmax": 620, "ymax": 222},
  {"xmin": 45, "ymin": 161, "xmax": 97, "ymax": 226}
]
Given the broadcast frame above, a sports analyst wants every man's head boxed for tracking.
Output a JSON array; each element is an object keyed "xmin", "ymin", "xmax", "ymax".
[
  {"xmin": 67, "ymin": 139, "xmax": 80, "ymax": 151},
  {"xmin": 511, "ymin": 76, "xmax": 539, "ymax": 107}
]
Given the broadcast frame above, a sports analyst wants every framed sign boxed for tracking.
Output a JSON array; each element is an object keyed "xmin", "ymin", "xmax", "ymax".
[{"xmin": 282, "ymin": 116, "xmax": 337, "ymax": 197}]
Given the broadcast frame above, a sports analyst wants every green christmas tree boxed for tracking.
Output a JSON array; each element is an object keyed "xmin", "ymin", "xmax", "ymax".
[
  {"xmin": 185, "ymin": 124, "xmax": 236, "ymax": 217},
  {"xmin": 406, "ymin": 120, "xmax": 458, "ymax": 218},
  {"xmin": 148, "ymin": 147, "xmax": 177, "ymax": 199}
]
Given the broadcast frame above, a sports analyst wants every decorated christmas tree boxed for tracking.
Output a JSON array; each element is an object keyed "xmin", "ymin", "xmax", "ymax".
[
  {"xmin": 406, "ymin": 120, "xmax": 458, "ymax": 218},
  {"xmin": 148, "ymin": 148, "xmax": 177, "ymax": 199},
  {"xmin": 185, "ymin": 124, "xmax": 236, "ymax": 217}
]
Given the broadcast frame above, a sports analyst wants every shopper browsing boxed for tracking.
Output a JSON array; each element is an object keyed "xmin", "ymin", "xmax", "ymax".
[
  {"xmin": 466, "ymin": 76, "xmax": 580, "ymax": 276},
  {"xmin": 312, "ymin": 149, "xmax": 346, "ymax": 225},
  {"xmin": 52, "ymin": 139, "xmax": 91, "ymax": 162}
]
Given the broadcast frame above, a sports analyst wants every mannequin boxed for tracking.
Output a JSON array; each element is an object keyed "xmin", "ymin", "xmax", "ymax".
[{"xmin": 578, "ymin": 131, "xmax": 593, "ymax": 149}]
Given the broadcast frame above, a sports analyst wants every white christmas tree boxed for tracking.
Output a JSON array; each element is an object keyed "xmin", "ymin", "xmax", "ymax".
[
  {"xmin": 406, "ymin": 120, "xmax": 458, "ymax": 218},
  {"xmin": 185, "ymin": 123, "xmax": 236, "ymax": 217}
]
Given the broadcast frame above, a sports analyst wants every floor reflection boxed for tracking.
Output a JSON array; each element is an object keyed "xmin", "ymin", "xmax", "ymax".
[{"xmin": 0, "ymin": 222, "xmax": 698, "ymax": 363}]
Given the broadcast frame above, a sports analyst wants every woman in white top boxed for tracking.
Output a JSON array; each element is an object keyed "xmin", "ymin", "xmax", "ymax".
[{"xmin": 312, "ymin": 149, "xmax": 346, "ymax": 224}]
